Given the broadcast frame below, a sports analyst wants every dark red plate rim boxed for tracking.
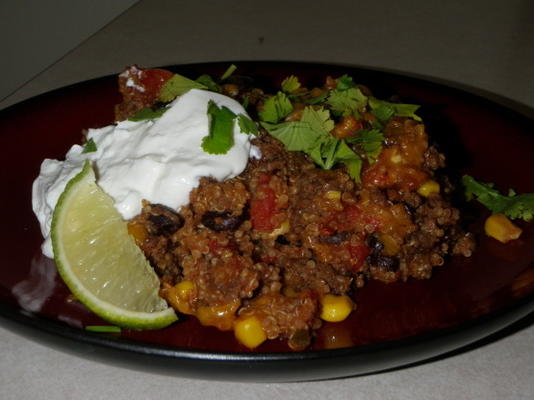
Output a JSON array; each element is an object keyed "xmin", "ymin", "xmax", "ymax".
[{"xmin": 0, "ymin": 61, "xmax": 533, "ymax": 382}]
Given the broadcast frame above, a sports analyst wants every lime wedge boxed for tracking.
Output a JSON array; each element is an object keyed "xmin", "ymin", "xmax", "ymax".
[{"xmin": 51, "ymin": 161, "xmax": 177, "ymax": 330}]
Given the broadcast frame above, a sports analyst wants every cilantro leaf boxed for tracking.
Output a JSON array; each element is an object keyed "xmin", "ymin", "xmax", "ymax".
[
  {"xmin": 300, "ymin": 106, "xmax": 335, "ymax": 137},
  {"xmin": 196, "ymin": 74, "xmax": 221, "ymax": 92},
  {"xmin": 304, "ymin": 91, "xmax": 329, "ymax": 105},
  {"xmin": 237, "ymin": 114, "xmax": 258, "ymax": 136},
  {"xmin": 463, "ymin": 175, "xmax": 534, "ymax": 221},
  {"xmin": 85, "ymin": 325, "xmax": 121, "ymax": 333},
  {"xmin": 258, "ymin": 92, "xmax": 293, "ymax": 123},
  {"xmin": 347, "ymin": 129, "xmax": 384, "ymax": 160},
  {"xmin": 281, "ymin": 75, "xmax": 301, "ymax": 93},
  {"xmin": 128, "ymin": 107, "xmax": 168, "ymax": 121},
  {"xmin": 327, "ymin": 87, "xmax": 368, "ymax": 116},
  {"xmin": 201, "ymin": 100, "xmax": 237, "ymax": 154},
  {"xmin": 81, "ymin": 138, "xmax": 97, "ymax": 154},
  {"xmin": 262, "ymin": 121, "xmax": 317, "ymax": 151},
  {"xmin": 370, "ymin": 103, "xmax": 395, "ymax": 121},
  {"xmin": 158, "ymin": 74, "xmax": 207, "ymax": 102},
  {"xmin": 336, "ymin": 75, "xmax": 356, "ymax": 91},
  {"xmin": 261, "ymin": 107, "xmax": 332, "ymax": 152},
  {"xmin": 220, "ymin": 64, "xmax": 237, "ymax": 80},
  {"xmin": 369, "ymin": 97, "xmax": 421, "ymax": 121}
]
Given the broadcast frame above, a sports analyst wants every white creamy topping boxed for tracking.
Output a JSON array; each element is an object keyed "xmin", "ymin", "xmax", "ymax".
[{"xmin": 32, "ymin": 89, "xmax": 259, "ymax": 258}]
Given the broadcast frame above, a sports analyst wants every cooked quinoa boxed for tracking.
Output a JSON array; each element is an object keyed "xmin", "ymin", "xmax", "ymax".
[{"xmin": 118, "ymin": 66, "xmax": 475, "ymax": 350}]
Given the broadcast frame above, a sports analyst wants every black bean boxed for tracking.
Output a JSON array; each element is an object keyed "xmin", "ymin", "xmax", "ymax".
[
  {"xmin": 147, "ymin": 204, "xmax": 184, "ymax": 235},
  {"xmin": 367, "ymin": 236, "xmax": 384, "ymax": 253},
  {"xmin": 201, "ymin": 210, "xmax": 247, "ymax": 232},
  {"xmin": 321, "ymin": 231, "xmax": 349, "ymax": 245},
  {"xmin": 367, "ymin": 254, "xmax": 399, "ymax": 271},
  {"xmin": 276, "ymin": 235, "xmax": 290, "ymax": 245}
]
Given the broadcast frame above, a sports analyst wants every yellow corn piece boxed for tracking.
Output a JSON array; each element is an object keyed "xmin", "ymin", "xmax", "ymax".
[
  {"xmin": 417, "ymin": 180, "xmax": 440, "ymax": 197},
  {"xmin": 320, "ymin": 294, "xmax": 354, "ymax": 322},
  {"xmin": 164, "ymin": 280, "xmax": 195, "ymax": 315},
  {"xmin": 485, "ymin": 214, "xmax": 522, "ymax": 243},
  {"xmin": 234, "ymin": 316, "xmax": 267, "ymax": 349},
  {"xmin": 324, "ymin": 190, "xmax": 342, "ymax": 200}
]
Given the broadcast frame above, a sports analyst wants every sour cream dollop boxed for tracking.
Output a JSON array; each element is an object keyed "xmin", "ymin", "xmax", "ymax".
[{"xmin": 32, "ymin": 89, "xmax": 260, "ymax": 258}]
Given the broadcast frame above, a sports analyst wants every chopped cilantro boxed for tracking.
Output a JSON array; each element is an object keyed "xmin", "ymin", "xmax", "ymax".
[
  {"xmin": 128, "ymin": 107, "xmax": 167, "ymax": 121},
  {"xmin": 327, "ymin": 87, "xmax": 368, "ymax": 117},
  {"xmin": 258, "ymin": 92, "xmax": 293, "ymax": 123},
  {"xmin": 370, "ymin": 103, "xmax": 395, "ymax": 121},
  {"xmin": 202, "ymin": 100, "xmax": 237, "ymax": 154},
  {"xmin": 237, "ymin": 114, "xmax": 258, "ymax": 136},
  {"xmin": 220, "ymin": 64, "xmax": 237, "ymax": 80},
  {"xmin": 281, "ymin": 76, "xmax": 301, "ymax": 93},
  {"xmin": 336, "ymin": 75, "xmax": 356, "ymax": 91},
  {"xmin": 85, "ymin": 325, "xmax": 121, "ymax": 333},
  {"xmin": 196, "ymin": 74, "xmax": 221, "ymax": 92},
  {"xmin": 304, "ymin": 91, "xmax": 329, "ymax": 105},
  {"xmin": 347, "ymin": 129, "xmax": 384, "ymax": 160},
  {"xmin": 261, "ymin": 120, "xmax": 314, "ymax": 151},
  {"xmin": 81, "ymin": 138, "xmax": 97, "ymax": 154},
  {"xmin": 369, "ymin": 97, "xmax": 421, "ymax": 121},
  {"xmin": 463, "ymin": 175, "xmax": 534, "ymax": 221},
  {"xmin": 158, "ymin": 73, "xmax": 207, "ymax": 102}
]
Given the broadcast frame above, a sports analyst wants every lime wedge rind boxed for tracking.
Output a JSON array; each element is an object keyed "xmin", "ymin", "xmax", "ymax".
[{"xmin": 51, "ymin": 161, "xmax": 177, "ymax": 330}]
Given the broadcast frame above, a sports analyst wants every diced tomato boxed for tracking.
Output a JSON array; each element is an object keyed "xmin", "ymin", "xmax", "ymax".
[
  {"xmin": 250, "ymin": 186, "xmax": 277, "ymax": 232},
  {"xmin": 138, "ymin": 68, "xmax": 174, "ymax": 100},
  {"xmin": 348, "ymin": 244, "xmax": 370, "ymax": 272},
  {"xmin": 118, "ymin": 66, "xmax": 174, "ymax": 107}
]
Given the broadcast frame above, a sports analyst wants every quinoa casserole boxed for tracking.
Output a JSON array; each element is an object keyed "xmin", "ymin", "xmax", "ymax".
[{"xmin": 102, "ymin": 65, "xmax": 478, "ymax": 351}]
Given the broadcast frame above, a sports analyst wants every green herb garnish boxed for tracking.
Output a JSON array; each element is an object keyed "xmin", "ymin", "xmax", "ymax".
[
  {"xmin": 347, "ymin": 129, "xmax": 384, "ymax": 161},
  {"xmin": 258, "ymin": 92, "xmax": 293, "ymax": 123},
  {"xmin": 281, "ymin": 76, "xmax": 301, "ymax": 93},
  {"xmin": 463, "ymin": 175, "xmax": 534, "ymax": 221},
  {"xmin": 196, "ymin": 74, "xmax": 221, "ymax": 93},
  {"xmin": 85, "ymin": 325, "xmax": 121, "ymax": 333},
  {"xmin": 336, "ymin": 75, "xmax": 356, "ymax": 90},
  {"xmin": 202, "ymin": 101, "xmax": 237, "ymax": 154},
  {"xmin": 237, "ymin": 114, "xmax": 258, "ymax": 136},
  {"xmin": 326, "ymin": 87, "xmax": 368, "ymax": 117},
  {"xmin": 158, "ymin": 73, "xmax": 207, "ymax": 102},
  {"xmin": 128, "ymin": 107, "xmax": 168, "ymax": 121},
  {"xmin": 220, "ymin": 64, "xmax": 237, "ymax": 81},
  {"xmin": 81, "ymin": 138, "xmax": 97, "ymax": 154},
  {"xmin": 369, "ymin": 97, "xmax": 421, "ymax": 121}
]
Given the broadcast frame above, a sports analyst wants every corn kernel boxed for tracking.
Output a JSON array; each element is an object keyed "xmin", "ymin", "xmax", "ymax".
[
  {"xmin": 234, "ymin": 316, "xmax": 267, "ymax": 348},
  {"xmin": 164, "ymin": 281, "xmax": 195, "ymax": 315},
  {"xmin": 324, "ymin": 190, "xmax": 342, "ymax": 200},
  {"xmin": 417, "ymin": 180, "xmax": 440, "ymax": 197},
  {"xmin": 197, "ymin": 300, "xmax": 240, "ymax": 331},
  {"xmin": 175, "ymin": 280, "xmax": 194, "ymax": 299},
  {"xmin": 320, "ymin": 294, "xmax": 354, "ymax": 322},
  {"xmin": 485, "ymin": 214, "xmax": 522, "ymax": 243}
]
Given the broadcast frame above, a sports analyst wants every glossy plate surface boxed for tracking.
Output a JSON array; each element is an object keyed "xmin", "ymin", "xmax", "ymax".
[{"xmin": 0, "ymin": 62, "xmax": 533, "ymax": 382}]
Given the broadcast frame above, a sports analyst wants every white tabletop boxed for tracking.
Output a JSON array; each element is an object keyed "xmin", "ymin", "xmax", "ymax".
[{"xmin": 1, "ymin": 1, "xmax": 533, "ymax": 398}]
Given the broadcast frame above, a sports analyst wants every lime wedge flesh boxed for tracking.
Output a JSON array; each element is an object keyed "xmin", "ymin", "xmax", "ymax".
[{"xmin": 51, "ymin": 161, "xmax": 177, "ymax": 330}]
